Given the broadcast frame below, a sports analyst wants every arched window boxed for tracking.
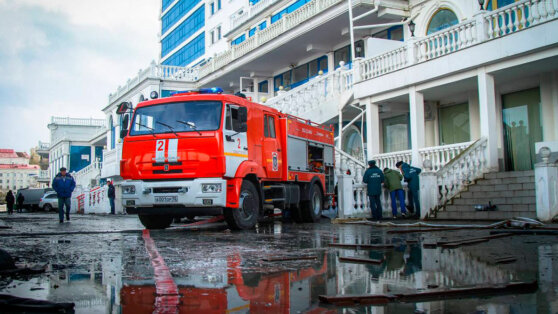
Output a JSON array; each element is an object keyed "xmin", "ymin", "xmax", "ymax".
[
  {"xmin": 427, "ymin": 9, "xmax": 459, "ymax": 35},
  {"xmin": 341, "ymin": 126, "xmax": 364, "ymax": 161}
]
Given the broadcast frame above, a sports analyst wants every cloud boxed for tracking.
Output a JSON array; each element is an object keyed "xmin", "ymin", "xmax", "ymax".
[{"xmin": 0, "ymin": 0, "xmax": 159, "ymax": 152}]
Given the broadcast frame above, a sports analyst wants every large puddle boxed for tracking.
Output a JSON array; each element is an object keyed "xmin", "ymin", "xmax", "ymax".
[{"xmin": 1, "ymin": 221, "xmax": 557, "ymax": 313}]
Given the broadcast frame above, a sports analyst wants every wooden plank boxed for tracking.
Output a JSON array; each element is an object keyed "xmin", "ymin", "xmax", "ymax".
[
  {"xmin": 262, "ymin": 255, "xmax": 317, "ymax": 262},
  {"xmin": 319, "ymin": 281, "xmax": 538, "ymax": 306},
  {"xmin": 328, "ymin": 243, "xmax": 395, "ymax": 250},
  {"xmin": 339, "ymin": 257, "xmax": 384, "ymax": 264}
]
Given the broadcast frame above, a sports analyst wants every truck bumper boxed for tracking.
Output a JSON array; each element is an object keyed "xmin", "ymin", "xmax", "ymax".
[{"xmin": 121, "ymin": 178, "xmax": 227, "ymax": 215}]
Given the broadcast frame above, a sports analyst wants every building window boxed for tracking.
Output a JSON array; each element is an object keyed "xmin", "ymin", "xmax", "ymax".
[
  {"xmin": 271, "ymin": 0, "xmax": 312, "ymax": 24},
  {"xmin": 438, "ymin": 103, "xmax": 470, "ymax": 145},
  {"xmin": 162, "ymin": 32, "xmax": 205, "ymax": 66},
  {"xmin": 161, "ymin": 0, "xmax": 203, "ymax": 34},
  {"xmin": 258, "ymin": 81, "xmax": 268, "ymax": 93},
  {"xmin": 161, "ymin": 6, "xmax": 205, "ymax": 57},
  {"xmin": 382, "ymin": 114, "xmax": 410, "ymax": 153},
  {"xmin": 210, "ymin": 30, "xmax": 215, "ymax": 44},
  {"xmin": 162, "ymin": 0, "xmax": 174, "ymax": 12},
  {"xmin": 334, "ymin": 40, "xmax": 364, "ymax": 68},
  {"xmin": 217, "ymin": 26, "xmax": 222, "ymax": 40},
  {"xmin": 372, "ymin": 25, "xmax": 404, "ymax": 41},
  {"xmin": 210, "ymin": 2, "xmax": 215, "ymax": 14},
  {"xmin": 217, "ymin": 0, "xmax": 221, "ymax": 10},
  {"xmin": 485, "ymin": 0, "xmax": 515, "ymax": 10},
  {"xmin": 231, "ymin": 34, "xmax": 246, "ymax": 46},
  {"xmin": 264, "ymin": 115, "xmax": 276, "ymax": 138},
  {"xmin": 259, "ymin": 21, "xmax": 267, "ymax": 30},
  {"xmin": 426, "ymin": 9, "xmax": 459, "ymax": 35},
  {"xmin": 249, "ymin": 27, "xmax": 257, "ymax": 37}
]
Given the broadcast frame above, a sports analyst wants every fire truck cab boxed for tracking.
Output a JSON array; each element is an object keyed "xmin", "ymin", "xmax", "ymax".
[{"xmin": 118, "ymin": 89, "xmax": 335, "ymax": 230}]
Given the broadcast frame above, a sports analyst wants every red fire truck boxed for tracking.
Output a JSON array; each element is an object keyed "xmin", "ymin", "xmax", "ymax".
[{"xmin": 118, "ymin": 88, "xmax": 335, "ymax": 230}]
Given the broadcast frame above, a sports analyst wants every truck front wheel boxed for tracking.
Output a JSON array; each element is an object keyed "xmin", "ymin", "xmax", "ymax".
[
  {"xmin": 138, "ymin": 215, "xmax": 173, "ymax": 229},
  {"xmin": 224, "ymin": 180, "xmax": 260, "ymax": 230},
  {"xmin": 300, "ymin": 184, "xmax": 323, "ymax": 223}
]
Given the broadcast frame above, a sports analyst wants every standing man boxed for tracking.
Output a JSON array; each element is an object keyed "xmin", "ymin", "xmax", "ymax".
[
  {"xmin": 363, "ymin": 160, "xmax": 384, "ymax": 220},
  {"xmin": 5, "ymin": 190, "xmax": 15, "ymax": 215},
  {"xmin": 383, "ymin": 167, "xmax": 407, "ymax": 218},
  {"xmin": 396, "ymin": 161, "xmax": 421, "ymax": 218},
  {"xmin": 52, "ymin": 167, "xmax": 76, "ymax": 223},
  {"xmin": 16, "ymin": 193, "xmax": 24, "ymax": 213},
  {"xmin": 107, "ymin": 181, "xmax": 116, "ymax": 215}
]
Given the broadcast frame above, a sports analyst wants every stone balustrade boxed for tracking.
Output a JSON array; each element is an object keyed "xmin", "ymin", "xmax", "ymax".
[{"xmin": 229, "ymin": 0, "xmax": 280, "ymax": 31}]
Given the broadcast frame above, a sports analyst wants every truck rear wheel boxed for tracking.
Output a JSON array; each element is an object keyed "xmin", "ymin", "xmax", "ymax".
[
  {"xmin": 301, "ymin": 184, "xmax": 323, "ymax": 223},
  {"xmin": 138, "ymin": 215, "xmax": 173, "ymax": 230},
  {"xmin": 224, "ymin": 180, "xmax": 259, "ymax": 230}
]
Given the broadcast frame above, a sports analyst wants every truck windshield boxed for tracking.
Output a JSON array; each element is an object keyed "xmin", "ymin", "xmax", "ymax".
[{"xmin": 130, "ymin": 101, "xmax": 222, "ymax": 136}]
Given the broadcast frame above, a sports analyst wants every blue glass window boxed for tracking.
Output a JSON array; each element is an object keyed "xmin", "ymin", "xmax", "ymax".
[
  {"xmin": 162, "ymin": 33, "xmax": 205, "ymax": 66},
  {"xmin": 210, "ymin": 2, "xmax": 215, "ymax": 14},
  {"xmin": 250, "ymin": 0, "xmax": 261, "ymax": 4},
  {"xmin": 258, "ymin": 80, "xmax": 268, "ymax": 93},
  {"xmin": 259, "ymin": 21, "xmax": 267, "ymax": 30},
  {"xmin": 271, "ymin": 0, "xmax": 311, "ymax": 23},
  {"xmin": 161, "ymin": 6, "xmax": 205, "ymax": 58},
  {"xmin": 162, "ymin": 0, "xmax": 203, "ymax": 34},
  {"xmin": 161, "ymin": 90, "xmax": 177, "ymax": 98},
  {"xmin": 427, "ymin": 9, "xmax": 458, "ymax": 35},
  {"xmin": 162, "ymin": 0, "xmax": 174, "ymax": 12},
  {"xmin": 231, "ymin": 34, "xmax": 246, "ymax": 46},
  {"xmin": 217, "ymin": 0, "xmax": 222, "ymax": 10},
  {"xmin": 249, "ymin": 27, "xmax": 257, "ymax": 37}
]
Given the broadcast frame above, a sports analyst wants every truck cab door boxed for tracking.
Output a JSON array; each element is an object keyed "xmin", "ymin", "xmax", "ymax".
[
  {"xmin": 262, "ymin": 113, "xmax": 282, "ymax": 179},
  {"xmin": 223, "ymin": 104, "xmax": 248, "ymax": 178}
]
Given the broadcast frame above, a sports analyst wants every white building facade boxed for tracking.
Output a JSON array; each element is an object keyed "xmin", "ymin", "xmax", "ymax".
[{"xmin": 0, "ymin": 149, "xmax": 40, "ymax": 192}]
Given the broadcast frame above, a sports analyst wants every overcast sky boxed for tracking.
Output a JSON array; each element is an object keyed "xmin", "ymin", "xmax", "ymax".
[{"xmin": 0, "ymin": 0, "xmax": 160, "ymax": 152}]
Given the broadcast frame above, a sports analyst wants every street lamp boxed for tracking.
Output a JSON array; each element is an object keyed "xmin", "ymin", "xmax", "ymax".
[
  {"xmin": 478, "ymin": 0, "xmax": 485, "ymax": 10},
  {"xmin": 409, "ymin": 20, "xmax": 416, "ymax": 37}
]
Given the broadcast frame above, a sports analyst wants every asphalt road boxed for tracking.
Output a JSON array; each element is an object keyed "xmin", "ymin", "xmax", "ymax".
[{"xmin": 0, "ymin": 212, "xmax": 557, "ymax": 313}]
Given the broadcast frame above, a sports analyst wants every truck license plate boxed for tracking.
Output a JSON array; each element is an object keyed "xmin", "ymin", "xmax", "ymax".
[{"xmin": 154, "ymin": 196, "xmax": 178, "ymax": 203}]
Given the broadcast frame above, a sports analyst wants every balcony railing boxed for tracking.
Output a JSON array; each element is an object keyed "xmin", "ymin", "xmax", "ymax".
[
  {"xmin": 229, "ymin": 0, "xmax": 280, "ymax": 31},
  {"xmin": 357, "ymin": 0, "xmax": 558, "ymax": 83},
  {"xmin": 100, "ymin": 145, "xmax": 122, "ymax": 178},
  {"xmin": 108, "ymin": 62, "xmax": 199, "ymax": 104},
  {"xmin": 50, "ymin": 117, "xmax": 105, "ymax": 127}
]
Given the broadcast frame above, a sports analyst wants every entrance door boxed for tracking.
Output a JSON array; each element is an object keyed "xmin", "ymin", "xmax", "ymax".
[
  {"xmin": 502, "ymin": 87, "xmax": 542, "ymax": 171},
  {"xmin": 262, "ymin": 113, "xmax": 282, "ymax": 179}
]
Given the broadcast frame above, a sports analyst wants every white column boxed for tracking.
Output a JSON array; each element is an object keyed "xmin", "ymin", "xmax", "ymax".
[
  {"xmin": 554, "ymin": 71, "xmax": 558, "ymax": 140},
  {"xmin": 541, "ymin": 72, "xmax": 556, "ymax": 141},
  {"xmin": 253, "ymin": 78, "xmax": 260, "ymax": 102},
  {"xmin": 338, "ymin": 109, "xmax": 343, "ymax": 150},
  {"xmin": 535, "ymin": 147, "xmax": 558, "ymax": 222},
  {"xmin": 409, "ymin": 86, "xmax": 425, "ymax": 167},
  {"xmin": 327, "ymin": 52, "xmax": 335, "ymax": 72},
  {"xmin": 468, "ymin": 91, "xmax": 481, "ymax": 140},
  {"xmin": 365, "ymin": 100, "xmax": 381, "ymax": 160},
  {"xmin": 477, "ymin": 67, "xmax": 499, "ymax": 171}
]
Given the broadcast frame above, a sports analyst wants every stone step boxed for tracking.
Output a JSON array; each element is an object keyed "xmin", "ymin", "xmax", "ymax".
[
  {"xmin": 452, "ymin": 196, "xmax": 535, "ymax": 206},
  {"xmin": 444, "ymin": 203, "xmax": 536, "ymax": 212},
  {"xmin": 435, "ymin": 210, "xmax": 537, "ymax": 220},
  {"xmin": 475, "ymin": 176, "xmax": 534, "ymax": 186},
  {"xmin": 467, "ymin": 183, "xmax": 534, "ymax": 192},
  {"xmin": 458, "ymin": 190, "xmax": 535, "ymax": 199},
  {"xmin": 483, "ymin": 170, "xmax": 534, "ymax": 180}
]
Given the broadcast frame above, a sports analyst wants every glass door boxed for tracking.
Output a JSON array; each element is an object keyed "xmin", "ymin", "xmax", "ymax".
[{"xmin": 502, "ymin": 88, "xmax": 542, "ymax": 171}]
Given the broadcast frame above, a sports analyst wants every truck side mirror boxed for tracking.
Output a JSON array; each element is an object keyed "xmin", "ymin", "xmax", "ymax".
[
  {"xmin": 120, "ymin": 114, "xmax": 129, "ymax": 139},
  {"xmin": 117, "ymin": 102, "xmax": 131, "ymax": 114}
]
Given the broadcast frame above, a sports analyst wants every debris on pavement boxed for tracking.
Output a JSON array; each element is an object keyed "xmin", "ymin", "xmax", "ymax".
[
  {"xmin": 262, "ymin": 255, "xmax": 318, "ymax": 262},
  {"xmin": 338, "ymin": 256, "xmax": 384, "ymax": 264},
  {"xmin": 319, "ymin": 281, "xmax": 538, "ymax": 306}
]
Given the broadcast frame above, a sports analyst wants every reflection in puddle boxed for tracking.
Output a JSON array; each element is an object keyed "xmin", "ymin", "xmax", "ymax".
[{"xmin": 1, "ymin": 224, "xmax": 557, "ymax": 313}]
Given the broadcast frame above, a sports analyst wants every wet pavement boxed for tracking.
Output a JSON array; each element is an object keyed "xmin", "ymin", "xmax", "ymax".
[{"xmin": 1, "ymin": 212, "xmax": 557, "ymax": 313}]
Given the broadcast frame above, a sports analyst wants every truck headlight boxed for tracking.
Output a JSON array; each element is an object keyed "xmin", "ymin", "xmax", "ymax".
[
  {"xmin": 202, "ymin": 183, "xmax": 222, "ymax": 193},
  {"xmin": 122, "ymin": 186, "xmax": 136, "ymax": 194}
]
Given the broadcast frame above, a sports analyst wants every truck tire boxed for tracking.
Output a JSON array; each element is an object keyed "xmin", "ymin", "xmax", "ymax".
[
  {"xmin": 301, "ymin": 184, "xmax": 323, "ymax": 223},
  {"xmin": 43, "ymin": 204, "xmax": 52, "ymax": 212},
  {"xmin": 224, "ymin": 180, "xmax": 259, "ymax": 230},
  {"xmin": 138, "ymin": 215, "xmax": 173, "ymax": 229}
]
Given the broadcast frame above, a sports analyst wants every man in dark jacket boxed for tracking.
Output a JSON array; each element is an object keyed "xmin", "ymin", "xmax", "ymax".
[
  {"xmin": 396, "ymin": 161, "xmax": 421, "ymax": 217},
  {"xmin": 383, "ymin": 168, "xmax": 407, "ymax": 218},
  {"xmin": 5, "ymin": 190, "xmax": 15, "ymax": 215},
  {"xmin": 16, "ymin": 193, "xmax": 24, "ymax": 213},
  {"xmin": 363, "ymin": 160, "xmax": 384, "ymax": 220},
  {"xmin": 107, "ymin": 181, "xmax": 116, "ymax": 214},
  {"xmin": 52, "ymin": 167, "xmax": 76, "ymax": 223}
]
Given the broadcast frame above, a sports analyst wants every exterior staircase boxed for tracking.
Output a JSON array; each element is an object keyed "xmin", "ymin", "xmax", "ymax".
[{"xmin": 434, "ymin": 170, "xmax": 536, "ymax": 220}]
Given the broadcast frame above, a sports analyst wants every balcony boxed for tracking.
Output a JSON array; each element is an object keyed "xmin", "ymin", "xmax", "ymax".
[
  {"xmin": 100, "ymin": 144, "xmax": 122, "ymax": 179},
  {"xmin": 37, "ymin": 170, "xmax": 50, "ymax": 182},
  {"xmin": 50, "ymin": 117, "xmax": 105, "ymax": 127},
  {"xmin": 354, "ymin": 0, "xmax": 558, "ymax": 97}
]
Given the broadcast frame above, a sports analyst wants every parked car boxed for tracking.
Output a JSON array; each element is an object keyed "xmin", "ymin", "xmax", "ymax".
[
  {"xmin": 16, "ymin": 188, "xmax": 54, "ymax": 211},
  {"xmin": 39, "ymin": 192, "xmax": 59, "ymax": 212}
]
